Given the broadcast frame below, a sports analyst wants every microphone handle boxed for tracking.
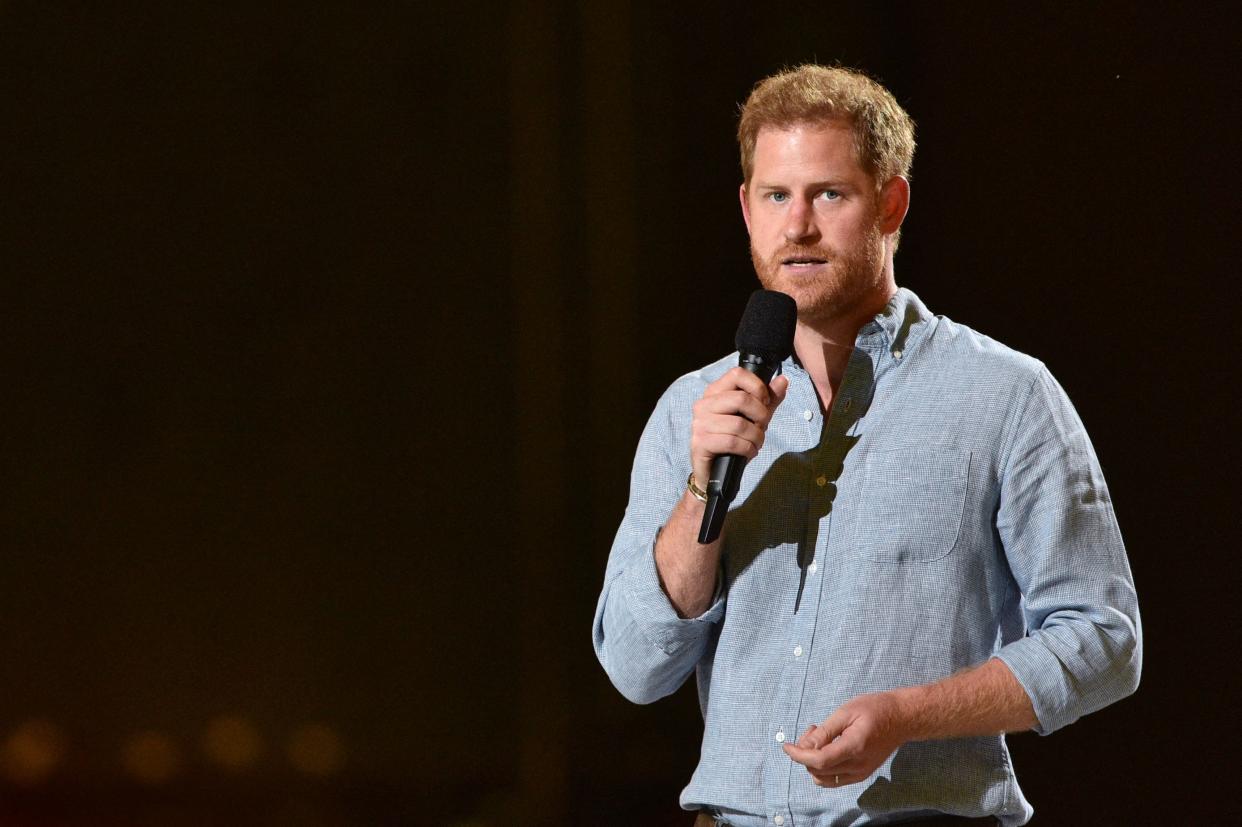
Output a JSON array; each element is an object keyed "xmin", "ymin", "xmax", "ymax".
[{"xmin": 697, "ymin": 352, "xmax": 780, "ymax": 545}]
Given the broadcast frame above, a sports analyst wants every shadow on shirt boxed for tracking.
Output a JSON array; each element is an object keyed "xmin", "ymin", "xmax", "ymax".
[
  {"xmin": 721, "ymin": 348, "xmax": 873, "ymax": 613},
  {"xmin": 854, "ymin": 737, "xmax": 1005, "ymax": 819}
]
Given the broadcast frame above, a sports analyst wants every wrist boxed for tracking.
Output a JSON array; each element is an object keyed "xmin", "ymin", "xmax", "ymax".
[
  {"xmin": 678, "ymin": 486, "xmax": 708, "ymax": 521},
  {"xmin": 887, "ymin": 685, "xmax": 929, "ymax": 743}
]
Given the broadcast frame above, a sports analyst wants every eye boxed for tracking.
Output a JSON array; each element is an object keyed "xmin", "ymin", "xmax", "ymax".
[
  {"xmin": 819, "ymin": 190, "xmax": 841, "ymax": 201},
  {"xmin": 767, "ymin": 192, "xmax": 788, "ymax": 203}
]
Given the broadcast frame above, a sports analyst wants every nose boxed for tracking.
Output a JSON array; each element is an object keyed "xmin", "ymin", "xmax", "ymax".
[{"xmin": 783, "ymin": 196, "xmax": 819, "ymax": 244}]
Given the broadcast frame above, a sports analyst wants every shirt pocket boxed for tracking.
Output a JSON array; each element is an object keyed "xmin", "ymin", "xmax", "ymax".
[{"xmin": 849, "ymin": 448, "xmax": 971, "ymax": 563}]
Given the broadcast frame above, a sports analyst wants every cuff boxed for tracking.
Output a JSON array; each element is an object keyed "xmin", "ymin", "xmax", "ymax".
[
  {"xmin": 994, "ymin": 637, "xmax": 1075, "ymax": 736},
  {"xmin": 620, "ymin": 540, "xmax": 725, "ymax": 657}
]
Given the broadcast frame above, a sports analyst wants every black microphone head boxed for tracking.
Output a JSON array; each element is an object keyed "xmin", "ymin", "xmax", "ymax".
[{"xmin": 735, "ymin": 289, "xmax": 797, "ymax": 362}]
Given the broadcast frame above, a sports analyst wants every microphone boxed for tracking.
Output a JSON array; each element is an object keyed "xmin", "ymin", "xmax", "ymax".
[{"xmin": 698, "ymin": 289, "xmax": 797, "ymax": 545}]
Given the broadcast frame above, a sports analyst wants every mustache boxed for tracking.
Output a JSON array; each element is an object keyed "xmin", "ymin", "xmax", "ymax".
[{"xmin": 769, "ymin": 244, "xmax": 835, "ymax": 263}]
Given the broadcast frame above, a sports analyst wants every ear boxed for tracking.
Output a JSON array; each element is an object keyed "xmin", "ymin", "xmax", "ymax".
[
  {"xmin": 879, "ymin": 176, "xmax": 910, "ymax": 235},
  {"xmin": 739, "ymin": 183, "xmax": 752, "ymax": 234}
]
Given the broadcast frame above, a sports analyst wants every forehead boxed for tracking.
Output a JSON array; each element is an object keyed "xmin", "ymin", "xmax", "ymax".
[{"xmin": 751, "ymin": 120, "xmax": 866, "ymax": 181}]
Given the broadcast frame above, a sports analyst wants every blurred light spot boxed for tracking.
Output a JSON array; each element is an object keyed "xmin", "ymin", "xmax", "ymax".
[
  {"xmin": 121, "ymin": 731, "xmax": 181, "ymax": 784},
  {"xmin": 202, "ymin": 716, "xmax": 263, "ymax": 771},
  {"xmin": 1, "ymin": 720, "xmax": 66, "ymax": 785},
  {"xmin": 286, "ymin": 723, "xmax": 343, "ymax": 776}
]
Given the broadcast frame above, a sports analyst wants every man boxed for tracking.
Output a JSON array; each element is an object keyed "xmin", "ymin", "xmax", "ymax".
[{"xmin": 591, "ymin": 64, "xmax": 1140, "ymax": 827}]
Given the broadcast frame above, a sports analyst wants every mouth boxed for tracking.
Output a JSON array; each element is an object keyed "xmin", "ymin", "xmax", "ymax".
[{"xmin": 781, "ymin": 257, "xmax": 828, "ymax": 268}]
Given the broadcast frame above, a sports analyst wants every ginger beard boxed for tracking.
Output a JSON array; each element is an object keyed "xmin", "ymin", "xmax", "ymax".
[{"xmin": 750, "ymin": 209, "xmax": 886, "ymax": 327}]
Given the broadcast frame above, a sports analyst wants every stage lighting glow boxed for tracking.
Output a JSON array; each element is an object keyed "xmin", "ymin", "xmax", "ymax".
[
  {"xmin": 1, "ymin": 719, "xmax": 65, "ymax": 785},
  {"xmin": 286, "ymin": 723, "xmax": 343, "ymax": 776},
  {"xmin": 121, "ymin": 730, "xmax": 181, "ymax": 784},
  {"xmin": 203, "ymin": 715, "xmax": 263, "ymax": 771}
]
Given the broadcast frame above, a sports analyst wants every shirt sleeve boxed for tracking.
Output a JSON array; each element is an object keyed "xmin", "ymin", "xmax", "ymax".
[
  {"xmin": 591, "ymin": 383, "xmax": 726, "ymax": 705},
  {"xmin": 992, "ymin": 366, "xmax": 1142, "ymax": 735}
]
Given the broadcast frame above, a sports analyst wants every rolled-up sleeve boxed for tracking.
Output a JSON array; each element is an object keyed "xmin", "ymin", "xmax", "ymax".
[
  {"xmin": 592, "ymin": 384, "xmax": 725, "ymax": 705},
  {"xmin": 993, "ymin": 367, "xmax": 1142, "ymax": 735}
]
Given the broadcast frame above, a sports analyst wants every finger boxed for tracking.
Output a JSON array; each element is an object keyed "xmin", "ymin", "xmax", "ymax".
[
  {"xmin": 696, "ymin": 430, "xmax": 762, "ymax": 461},
  {"xmin": 701, "ymin": 412, "xmax": 766, "ymax": 444},
  {"xmin": 698, "ymin": 389, "xmax": 771, "ymax": 424},
  {"xmin": 800, "ymin": 712, "xmax": 846, "ymax": 750},
  {"xmin": 690, "ymin": 440, "xmax": 760, "ymax": 485},
  {"xmin": 783, "ymin": 742, "xmax": 854, "ymax": 777},
  {"xmin": 705, "ymin": 367, "xmax": 772, "ymax": 403},
  {"xmin": 795, "ymin": 723, "xmax": 819, "ymax": 749},
  {"xmin": 729, "ymin": 366, "xmax": 776, "ymax": 401},
  {"xmin": 810, "ymin": 770, "xmax": 860, "ymax": 788},
  {"xmin": 690, "ymin": 414, "xmax": 761, "ymax": 455},
  {"xmin": 692, "ymin": 414, "xmax": 765, "ymax": 453},
  {"xmin": 782, "ymin": 742, "xmax": 820, "ymax": 768},
  {"xmin": 810, "ymin": 736, "xmax": 858, "ymax": 772},
  {"xmin": 785, "ymin": 730, "xmax": 856, "ymax": 774}
]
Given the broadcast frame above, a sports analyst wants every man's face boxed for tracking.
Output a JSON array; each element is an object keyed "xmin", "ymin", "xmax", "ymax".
[{"xmin": 740, "ymin": 121, "xmax": 893, "ymax": 326}]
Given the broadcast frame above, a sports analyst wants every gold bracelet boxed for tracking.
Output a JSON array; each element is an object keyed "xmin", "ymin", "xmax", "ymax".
[{"xmin": 686, "ymin": 472, "xmax": 708, "ymax": 502}]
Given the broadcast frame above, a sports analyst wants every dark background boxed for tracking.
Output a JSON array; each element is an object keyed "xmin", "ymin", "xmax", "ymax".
[{"xmin": 1, "ymin": 2, "xmax": 1237, "ymax": 824}]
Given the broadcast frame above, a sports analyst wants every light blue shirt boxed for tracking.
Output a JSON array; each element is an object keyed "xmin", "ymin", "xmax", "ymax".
[{"xmin": 592, "ymin": 288, "xmax": 1141, "ymax": 827}]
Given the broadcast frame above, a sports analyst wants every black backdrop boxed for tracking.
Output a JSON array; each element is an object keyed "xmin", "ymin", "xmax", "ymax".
[{"xmin": 1, "ymin": 2, "xmax": 1238, "ymax": 824}]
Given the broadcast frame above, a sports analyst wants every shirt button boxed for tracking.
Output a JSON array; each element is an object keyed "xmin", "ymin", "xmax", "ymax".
[
  {"xmin": 775, "ymin": 730, "xmax": 785, "ymax": 743},
  {"xmin": 793, "ymin": 645, "xmax": 803, "ymax": 657},
  {"xmin": 802, "ymin": 409, "xmax": 813, "ymax": 421},
  {"xmin": 893, "ymin": 349, "xmax": 903, "ymax": 359},
  {"xmin": 816, "ymin": 475, "xmax": 827, "ymax": 487},
  {"xmin": 808, "ymin": 561, "xmax": 817, "ymax": 574},
  {"xmin": 774, "ymin": 817, "xmax": 785, "ymax": 826}
]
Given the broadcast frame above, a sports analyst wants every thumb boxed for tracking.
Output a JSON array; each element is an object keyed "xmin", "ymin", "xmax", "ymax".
[{"xmin": 769, "ymin": 374, "xmax": 790, "ymax": 407}]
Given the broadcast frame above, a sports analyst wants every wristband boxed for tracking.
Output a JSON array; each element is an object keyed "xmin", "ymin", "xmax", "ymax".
[{"xmin": 686, "ymin": 472, "xmax": 709, "ymax": 502}]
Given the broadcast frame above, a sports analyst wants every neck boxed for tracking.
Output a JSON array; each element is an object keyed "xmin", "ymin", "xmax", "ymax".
[{"xmin": 795, "ymin": 281, "xmax": 897, "ymax": 411}]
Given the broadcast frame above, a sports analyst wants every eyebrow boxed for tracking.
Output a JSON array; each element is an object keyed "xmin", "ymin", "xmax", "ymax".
[{"xmin": 753, "ymin": 180, "xmax": 851, "ymax": 191}]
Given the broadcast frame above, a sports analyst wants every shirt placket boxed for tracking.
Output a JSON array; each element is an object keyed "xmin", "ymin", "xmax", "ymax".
[
  {"xmin": 763, "ymin": 344, "xmax": 883, "ymax": 825},
  {"xmin": 760, "ymin": 332, "xmax": 889, "ymax": 819}
]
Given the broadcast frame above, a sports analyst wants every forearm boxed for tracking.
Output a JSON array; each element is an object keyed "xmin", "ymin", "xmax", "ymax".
[
  {"xmin": 784, "ymin": 657, "xmax": 1039, "ymax": 783},
  {"xmin": 653, "ymin": 488, "xmax": 723, "ymax": 618},
  {"xmin": 593, "ymin": 487, "xmax": 725, "ymax": 704},
  {"xmin": 892, "ymin": 657, "xmax": 1037, "ymax": 741}
]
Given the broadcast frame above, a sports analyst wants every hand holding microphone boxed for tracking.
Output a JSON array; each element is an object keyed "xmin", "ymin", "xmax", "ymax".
[{"xmin": 691, "ymin": 290, "xmax": 797, "ymax": 544}]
